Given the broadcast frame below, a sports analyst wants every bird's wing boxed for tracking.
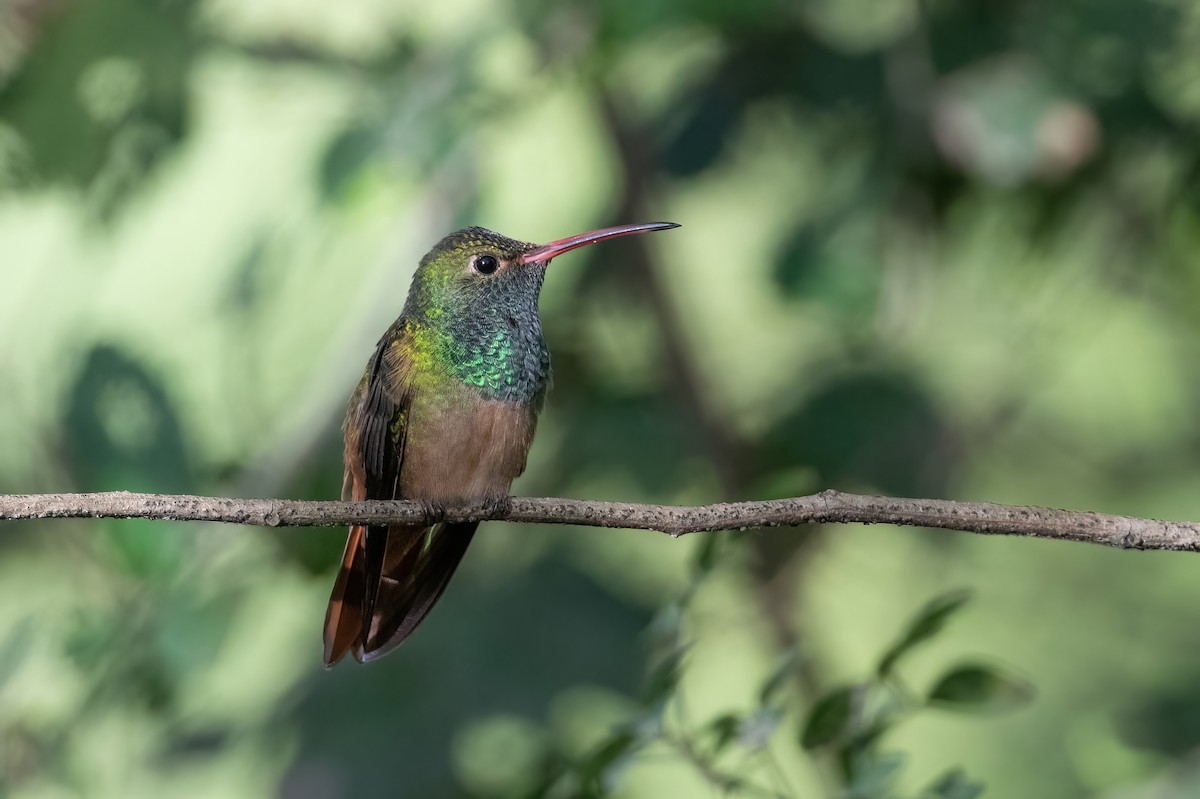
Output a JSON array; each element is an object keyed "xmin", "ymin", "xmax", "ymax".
[{"xmin": 322, "ymin": 321, "xmax": 479, "ymax": 666}]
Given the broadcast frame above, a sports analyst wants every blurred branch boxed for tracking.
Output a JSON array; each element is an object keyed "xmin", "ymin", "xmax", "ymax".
[
  {"xmin": 2, "ymin": 490, "xmax": 1198, "ymax": 549},
  {"xmin": 595, "ymin": 91, "xmax": 820, "ymax": 711},
  {"xmin": 597, "ymin": 91, "xmax": 753, "ymax": 489},
  {"xmin": 208, "ymin": 36, "xmax": 406, "ymax": 75}
]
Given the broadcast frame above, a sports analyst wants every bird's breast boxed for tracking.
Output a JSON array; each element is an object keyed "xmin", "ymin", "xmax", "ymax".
[{"xmin": 400, "ymin": 386, "xmax": 540, "ymax": 504}]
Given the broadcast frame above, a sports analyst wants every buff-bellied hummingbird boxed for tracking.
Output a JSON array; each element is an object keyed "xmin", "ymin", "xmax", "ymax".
[{"xmin": 323, "ymin": 221, "xmax": 680, "ymax": 665}]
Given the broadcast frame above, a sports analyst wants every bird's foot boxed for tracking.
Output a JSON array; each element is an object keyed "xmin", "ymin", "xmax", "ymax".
[
  {"xmin": 416, "ymin": 499, "xmax": 447, "ymax": 525},
  {"xmin": 416, "ymin": 497, "xmax": 509, "ymax": 524},
  {"xmin": 476, "ymin": 495, "xmax": 512, "ymax": 520}
]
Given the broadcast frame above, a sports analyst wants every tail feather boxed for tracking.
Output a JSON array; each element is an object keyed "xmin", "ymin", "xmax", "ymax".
[
  {"xmin": 322, "ymin": 525, "xmax": 366, "ymax": 667},
  {"xmin": 322, "ymin": 522, "xmax": 478, "ymax": 665},
  {"xmin": 359, "ymin": 521, "xmax": 478, "ymax": 662}
]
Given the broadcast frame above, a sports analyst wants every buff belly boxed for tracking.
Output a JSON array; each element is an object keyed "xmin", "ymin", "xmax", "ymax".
[{"xmin": 398, "ymin": 385, "xmax": 538, "ymax": 505}]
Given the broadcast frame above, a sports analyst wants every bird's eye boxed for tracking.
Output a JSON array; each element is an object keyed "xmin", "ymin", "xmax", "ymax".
[{"xmin": 473, "ymin": 255, "xmax": 499, "ymax": 275}]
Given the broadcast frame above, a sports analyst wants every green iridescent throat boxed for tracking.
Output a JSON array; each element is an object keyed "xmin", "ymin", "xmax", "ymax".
[
  {"xmin": 408, "ymin": 270, "xmax": 551, "ymax": 405},
  {"xmin": 444, "ymin": 318, "xmax": 549, "ymax": 404},
  {"xmin": 455, "ymin": 327, "xmax": 519, "ymax": 390}
]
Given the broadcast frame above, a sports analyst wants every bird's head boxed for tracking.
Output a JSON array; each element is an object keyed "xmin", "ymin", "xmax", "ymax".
[{"xmin": 407, "ymin": 222, "xmax": 678, "ymax": 323}]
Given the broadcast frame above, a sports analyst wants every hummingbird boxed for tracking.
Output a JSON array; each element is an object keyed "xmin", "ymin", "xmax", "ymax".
[{"xmin": 323, "ymin": 221, "xmax": 680, "ymax": 665}]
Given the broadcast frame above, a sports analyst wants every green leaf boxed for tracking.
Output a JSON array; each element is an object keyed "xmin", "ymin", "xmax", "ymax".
[
  {"xmin": 646, "ymin": 602, "xmax": 683, "ymax": 649},
  {"xmin": 578, "ymin": 729, "xmax": 638, "ymax": 791},
  {"xmin": 692, "ymin": 532, "xmax": 721, "ymax": 576},
  {"xmin": 877, "ymin": 589, "xmax": 973, "ymax": 678},
  {"xmin": 923, "ymin": 768, "xmax": 985, "ymax": 799},
  {"xmin": 759, "ymin": 648, "xmax": 802, "ymax": 705},
  {"xmin": 643, "ymin": 646, "xmax": 689, "ymax": 705},
  {"xmin": 319, "ymin": 123, "xmax": 379, "ymax": 201},
  {"xmin": 800, "ymin": 685, "xmax": 856, "ymax": 749},
  {"xmin": 844, "ymin": 751, "xmax": 905, "ymax": 798},
  {"xmin": 707, "ymin": 713, "xmax": 743, "ymax": 754},
  {"xmin": 928, "ymin": 664, "xmax": 1034, "ymax": 712},
  {"xmin": 737, "ymin": 707, "xmax": 782, "ymax": 751},
  {"xmin": 843, "ymin": 716, "xmax": 893, "ymax": 762}
]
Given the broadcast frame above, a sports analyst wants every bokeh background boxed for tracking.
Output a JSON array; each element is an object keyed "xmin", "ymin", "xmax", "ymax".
[{"xmin": 4, "ymin": 0, "xmax": 1200, "ymax": 796}]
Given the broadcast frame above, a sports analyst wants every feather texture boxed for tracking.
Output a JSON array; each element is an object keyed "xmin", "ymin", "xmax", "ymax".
[
  {"xmin": 322, "ymin": 223, "xmax": 676, "ymax": 664},
  {"xmin": 323, "ymin": 318, "xmax": 540, "ymax": 666}
]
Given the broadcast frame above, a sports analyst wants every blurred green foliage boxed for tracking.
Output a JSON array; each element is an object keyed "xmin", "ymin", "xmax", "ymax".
[{"xmin": 3, "ymin": 0, "xmax": 1200, "ymax": 796}]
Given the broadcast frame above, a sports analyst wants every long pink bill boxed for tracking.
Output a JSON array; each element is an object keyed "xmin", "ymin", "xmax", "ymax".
[{"xmin": 518, "ymin": 221, "xmax": 680, "ymax": 265}]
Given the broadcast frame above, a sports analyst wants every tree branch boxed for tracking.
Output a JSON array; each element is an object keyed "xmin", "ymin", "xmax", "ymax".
[{"xmin": 0, "ymin": 490, "xmax": 1197, "ymax": 550}]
